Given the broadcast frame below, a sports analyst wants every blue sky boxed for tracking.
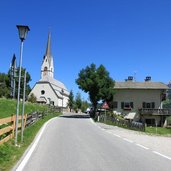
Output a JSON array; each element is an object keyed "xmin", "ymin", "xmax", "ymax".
[{"xmin": 0, "ymin": 0, "xmax": 171, "ymax": 100}]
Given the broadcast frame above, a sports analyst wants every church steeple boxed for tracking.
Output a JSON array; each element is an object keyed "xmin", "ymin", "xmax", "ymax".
[
  {"xmin": 46, "ymin": 32, "xmax": 51, "ymax": 57},
  {"xmin": 41, "ymin": 32, "xmax": 54, "ymax": 79}
]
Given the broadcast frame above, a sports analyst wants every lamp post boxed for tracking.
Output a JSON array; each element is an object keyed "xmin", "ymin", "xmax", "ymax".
[
  {"xmin": 15, "ymin": 25, "xmax": 30, "ymax": 146},
  {"xmin": 61, "ymin": 89, "xmax": 64, "ymax": 114},
  {"xmin": 21, "ymin": 70, "xmax": 26, "ymax": 143}
]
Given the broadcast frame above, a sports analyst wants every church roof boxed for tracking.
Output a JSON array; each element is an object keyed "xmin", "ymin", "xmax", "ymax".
[
  {"xmin": 39, "ymin": 76, "xmax": 69, "ymax": 95},
  {"xmin": 45, "ymin": 32, "xmax": 52, "ymax": 64}
]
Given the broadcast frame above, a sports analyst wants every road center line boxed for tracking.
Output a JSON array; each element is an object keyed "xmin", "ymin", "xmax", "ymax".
[
  {"xmin": 123, "ymin": 138, "xmax": 133, "ymax": 143},
  {"xmin": 153, "ymin": 151, "xmax": 171, "ymax": 161},
  {"xmin": 136, "ymin": 144, "xmax": 149, "ymax": 150}
]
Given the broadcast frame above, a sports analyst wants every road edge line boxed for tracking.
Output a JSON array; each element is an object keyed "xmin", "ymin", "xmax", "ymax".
[
  {"xmin": 136, "ymin": 143, "xmax": 149, "ymax": 150},
  {"xmin": 153, "ymin": 151, "xmax": 171, "ymax": 161},
  {"xmin": 123, "ymin": 138, "xmax": 133, "ymax": 143},
  {"xmin": 15, "ymin": 117, "xmax": 57, "ymax": 171}
]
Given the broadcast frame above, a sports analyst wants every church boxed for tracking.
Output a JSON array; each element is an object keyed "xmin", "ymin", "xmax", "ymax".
[{"xmin": 29, "ymin": 33, "xmax": 69, "ymax": 107}]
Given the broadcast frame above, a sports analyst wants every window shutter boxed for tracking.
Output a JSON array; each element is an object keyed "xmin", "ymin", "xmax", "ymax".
[
  {"xmin": 121, "ymin": 102, "xmax": 124, "ymax": 109},
  {"xmin": 130, "ymin": 102, "xmax": 134, "ymax": 108},
  {"xmin": 151, "ymin": 102, "xmax": 155, "ymax": 109},
  {"xmin": 143, "ymin": 102, "xmax": 146, "ymax": 108},
  {"xmin": 113, "ymin": 101, "xmax": 118, "ymax": 108}
]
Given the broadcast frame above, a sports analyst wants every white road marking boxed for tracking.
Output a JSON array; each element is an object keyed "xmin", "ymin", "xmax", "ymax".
[
  {"xmin": 123, "ymin": 138, "xmax": 133, "ymax": 143},
  {"xmin": 107, "ymin": 131, "xmax": 113, "ymax": 135},
  {"xmin": 136, "ymin": 144, "xmax": 149, "ymax": 150},
  {"xmin": 113, "ymin": 134, "xmax": 121, "ymax": 138},
  {"xmin": 153, "ymin": 151, "xmax": 171, "ymax": 161},
  {"xmin": 15, "ymin": 117, "xmax": 57, "ymax": 171},
  {"xmin": 91, "ymin": 122, "xmax": 171, "ymax": 162},
  {"xmin": 90, "ymin": 118, "xmax": 96, "ymax": 125}
]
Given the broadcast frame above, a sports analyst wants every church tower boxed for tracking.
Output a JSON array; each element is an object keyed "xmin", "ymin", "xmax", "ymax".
[{"xmin": 41, "ymin": 32, "xmax": 54, "ymax": 79}]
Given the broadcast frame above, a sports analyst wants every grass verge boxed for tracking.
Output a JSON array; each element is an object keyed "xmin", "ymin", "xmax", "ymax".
[
  {"xmin": 0, "ymin": 98, "xmax": 50, "ymax": 119},
  {"xmin": 0, "ymin": 112, "xmax": 60, "ymax": 171},
  {"xmin": 145, "ymin": 126, "xmax": 171, "ymax": 135},
  {"xmin": 99, "ymin": 120, "xmax": 171, "ymax": 136}
]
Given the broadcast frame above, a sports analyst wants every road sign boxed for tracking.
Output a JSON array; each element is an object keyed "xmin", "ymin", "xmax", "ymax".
[{"xmin": 102, "ymin": 101, "xmax": 109, "ymax": 109}]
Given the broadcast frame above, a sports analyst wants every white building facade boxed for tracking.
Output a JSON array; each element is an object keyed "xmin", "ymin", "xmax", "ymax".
[
  {"xmin": 113, "ymin": 76, "xmax": 169, "ymax": 126},
  {"xmin": 29, "ymin": 33, "xmax": 69, "ymax": 107}
]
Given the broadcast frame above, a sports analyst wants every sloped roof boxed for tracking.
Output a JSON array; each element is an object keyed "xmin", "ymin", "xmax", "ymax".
[
  {"xmin": 124, "ymin": 112, "xmax": 136, "ymax": 120},
  {"xmin": 45, "ymin": 32, "xmax": 52, "ymax": 64},
  {"xmin": 37, "ymin": 97, "xmax": 47, "ymax": 103},
  {"xmin": 114, "ymin": 81, "xmax": 168, "ymax": 90},
  {"xmin": 39, "ymin": 76, "xmax": 66, "ymax": 89}
]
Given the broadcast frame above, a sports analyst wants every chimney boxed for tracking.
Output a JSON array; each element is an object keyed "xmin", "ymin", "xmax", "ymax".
[
  {"xmin": 145, "ymin": 76, "xmax": 151, "ymax": 82},
  {"xmin": 125, "ymin": 76, "xmax": 133, "ymax": 82}
]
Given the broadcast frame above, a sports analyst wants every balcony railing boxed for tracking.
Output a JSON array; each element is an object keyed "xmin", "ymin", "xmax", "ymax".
[{"xmin": 139, "ymin": 108, "xmax": 171, "ymax": 115}]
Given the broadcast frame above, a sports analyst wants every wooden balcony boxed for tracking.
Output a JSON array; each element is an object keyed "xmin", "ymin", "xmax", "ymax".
[{"xmin": 139, "ymin": 108, "xmax": 171, "ymax": 116}]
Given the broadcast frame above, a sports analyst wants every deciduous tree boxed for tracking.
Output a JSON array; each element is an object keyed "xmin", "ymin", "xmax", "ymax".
[{"xmin": 76, "ymin": 63, "xmax": 115, "ymax": 117}]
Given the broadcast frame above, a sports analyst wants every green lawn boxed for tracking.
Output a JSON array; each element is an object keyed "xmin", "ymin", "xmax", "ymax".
[
  {"xmin": 145, "ymin": 126, "xmax": 171, "ymax": 135},
  {"xmin": 0, "ymin": 98, "xmax": 50, "ymax": 119}
]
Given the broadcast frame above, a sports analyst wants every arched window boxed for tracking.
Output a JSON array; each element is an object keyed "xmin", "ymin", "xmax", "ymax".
[
  {"xmin": 41, "ymin": 90, "xmax": 45, "ymax": 95},
  {"xmin": 44, "ymin": 67, "xmax": 48, "ymax": 71}
]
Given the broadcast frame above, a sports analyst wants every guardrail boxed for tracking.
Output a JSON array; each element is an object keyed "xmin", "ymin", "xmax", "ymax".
[{"xmin": 0, "ymin": 114, "xmax": 27, "ymax": 145}]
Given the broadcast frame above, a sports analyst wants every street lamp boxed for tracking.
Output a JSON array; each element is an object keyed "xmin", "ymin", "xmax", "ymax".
[
  {"xmin": 21, "ymin": 70, "xmax": 26, "ymax": 143},
  {"xmin": 15, "ymin": 25, "xmax": 30, "ymax": 146}
]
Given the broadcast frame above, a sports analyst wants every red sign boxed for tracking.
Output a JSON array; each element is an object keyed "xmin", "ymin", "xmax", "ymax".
[{"xmin": 102, "ymin": 101, "xmax": 109, "ymax": 109}]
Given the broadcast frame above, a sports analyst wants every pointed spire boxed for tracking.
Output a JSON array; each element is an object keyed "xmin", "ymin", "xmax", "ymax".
[
  {"xmin": 46, "ymin": 32, "xmax": 51, "ymax": 57},
  {"xmin": 11, "ymin": 54, "xmax": 17, "ymax": 67}
]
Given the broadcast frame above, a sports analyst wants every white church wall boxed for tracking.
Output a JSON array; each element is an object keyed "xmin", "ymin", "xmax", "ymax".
[
  {"xmin": 63, "ymin": 96, "xmax": 69, "ymax": 107},
  {"xmin": 29, "ymin": 32, "xmax": 69, "ymax": 108},
  {"xmin": 30, "ymin": 83, "xmax": 60, "ymax": 106}
]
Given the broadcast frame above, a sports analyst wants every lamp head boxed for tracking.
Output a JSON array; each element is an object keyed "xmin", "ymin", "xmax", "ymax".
[{"xmin": 16, "ymin": 25, "xmax": 30, "ymax": 41}]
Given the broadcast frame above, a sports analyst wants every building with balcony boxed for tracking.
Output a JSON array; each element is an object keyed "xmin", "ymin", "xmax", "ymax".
[{"xmin": 113, "ymin": 76, "xmax": 170, "ymax": 126}]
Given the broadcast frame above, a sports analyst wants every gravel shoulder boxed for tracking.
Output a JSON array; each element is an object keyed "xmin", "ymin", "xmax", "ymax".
[{"xmin": 96, "ymin": 122, "xmax": 171, "ymax": 158}]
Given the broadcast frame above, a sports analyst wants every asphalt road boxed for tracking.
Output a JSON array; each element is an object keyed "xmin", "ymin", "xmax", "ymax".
[{"xmin": 15, "ymin": 113, "xmax": 171, "ymax": 171}]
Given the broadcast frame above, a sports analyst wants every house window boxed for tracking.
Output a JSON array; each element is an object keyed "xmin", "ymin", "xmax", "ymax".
[
  {"xmin": 121, "ymin": 102, "xmax": 133, "ymax": 110},
  {"xmin": 113, "ymin": 101, "xmax": 118, "ymax": 108},
  {"xmin": 142, "ymin": 102, "xmax": 155, "ymax": 109},
  {"xmin": 41, "ymin": 90, "xmax": 45, "ymax": 95}
]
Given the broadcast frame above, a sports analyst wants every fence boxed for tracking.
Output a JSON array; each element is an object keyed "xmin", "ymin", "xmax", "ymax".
[
  {"xmin": 0, "ymin": 114, "xmax": 27, "ymax": 145},
  {"xmin": 25, "ymin": 112, "xmax": 45, "ymax": 127},
  {"xmin": 0, "ymin": 111, "xmax": 46, "ymax": 145},
  {"xmin": 99, "ymin": 114, "xmax": 145, "ymax": 132}
]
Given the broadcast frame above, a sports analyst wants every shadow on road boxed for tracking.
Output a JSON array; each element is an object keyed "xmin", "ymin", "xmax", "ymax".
[{"xmin": 60, "ymin": 114, "xmax": 90, "ymax": 119}]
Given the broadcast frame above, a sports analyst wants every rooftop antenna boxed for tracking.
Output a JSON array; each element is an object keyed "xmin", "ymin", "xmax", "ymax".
[{"xmin": 134, "ymin": 71, "xmax": 137, "ymax": 82}]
